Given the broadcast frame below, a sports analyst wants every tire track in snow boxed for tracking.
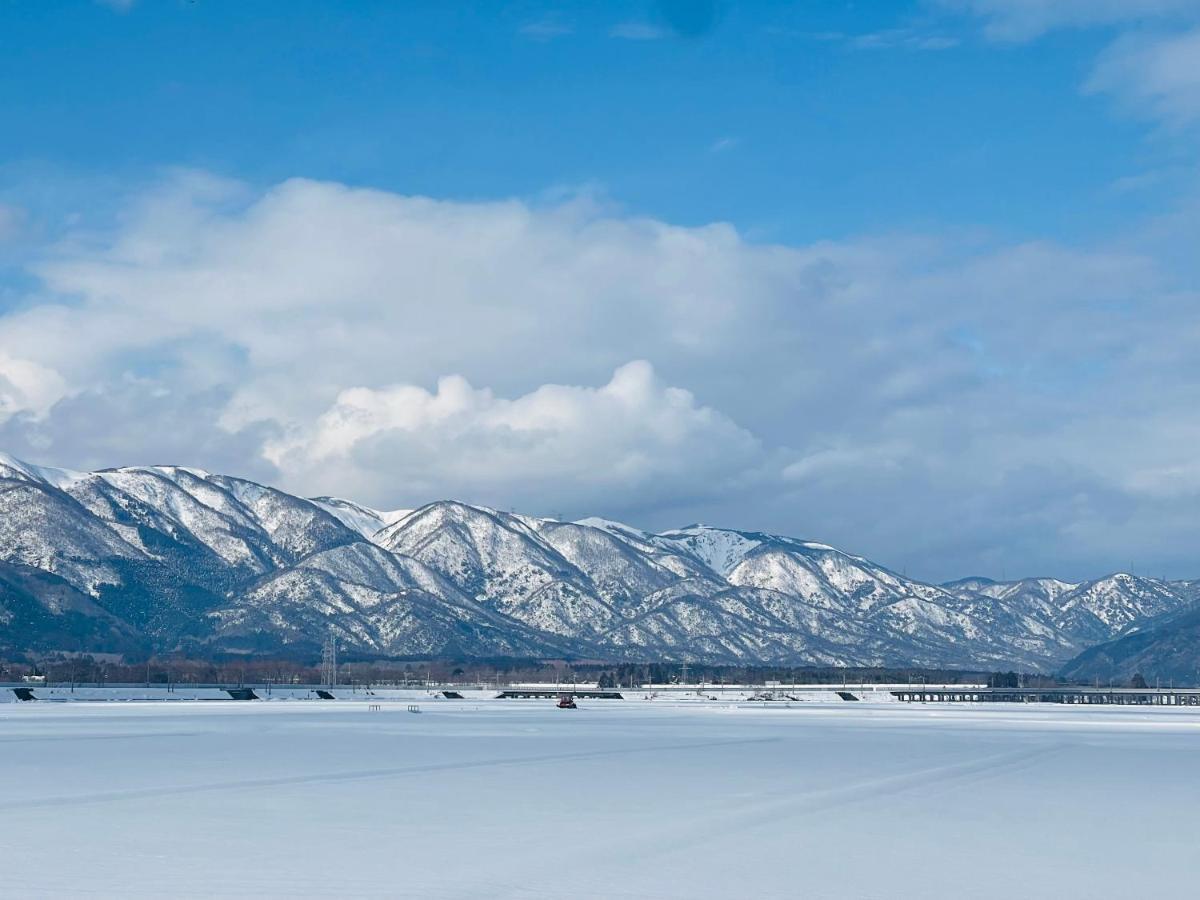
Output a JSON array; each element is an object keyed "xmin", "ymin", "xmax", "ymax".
[
  {"xmin": 713, "ymin": 741, "xmax": 1068, "ymax": 825},
  {"xmin": 0, "ymin": 735, "xmax": 780, "ymax": 812},
  {"xmin": 495, "ymin": 741, "xmax": 1071, "ymax": 899},
  {"xmin": 0, "ymin": 730, "xmax": 207, "ymax": 745}
]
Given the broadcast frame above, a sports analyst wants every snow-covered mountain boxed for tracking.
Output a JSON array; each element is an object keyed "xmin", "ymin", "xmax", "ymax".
[
  {"xmin": 2, "ymin": 451, "xmax": 1194, "ymax": 669},
  {"xmin": 1059, "ymin": 582, "xmax": 1200, "ymax": 683},
  {"xmin": 938, "ymin": 573, "xmax": 1191, "ymax": 651}
]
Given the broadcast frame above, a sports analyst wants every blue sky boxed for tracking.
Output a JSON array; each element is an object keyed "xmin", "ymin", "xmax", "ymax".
[
  {"xmin": 2, "ymin": 0, "xmax": 1200, "ymax": 581},
  {"xmin": 0, "ymin": 0, "xmax": 1176, "ymax": 240}
]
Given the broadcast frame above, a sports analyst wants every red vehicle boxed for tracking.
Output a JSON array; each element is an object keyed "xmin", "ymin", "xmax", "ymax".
[{"xmin": 557, "ymin": 693, "xmax": 577, "ymax": 709}]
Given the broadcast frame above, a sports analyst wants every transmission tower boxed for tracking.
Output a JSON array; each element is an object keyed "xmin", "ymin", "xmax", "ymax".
[{"xmin": 321, "ymin": 628, "xmax": 338, "ymax": 687}]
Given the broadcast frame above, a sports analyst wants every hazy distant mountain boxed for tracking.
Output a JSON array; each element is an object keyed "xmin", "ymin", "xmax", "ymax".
[{"xmin": 2, "ymin": 451, "xmax": 1195, "ymax": 669}]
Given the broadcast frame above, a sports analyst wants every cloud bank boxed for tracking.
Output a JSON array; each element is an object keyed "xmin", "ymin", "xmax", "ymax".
[{"xmin": 1, "ymin": 168, "xmax": 1198, "ymax": 581}]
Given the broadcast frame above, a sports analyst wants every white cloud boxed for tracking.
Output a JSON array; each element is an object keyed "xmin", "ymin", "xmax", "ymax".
[
  {"xmin": 13, "ymin": 175, "xmax": 797, "ymax": 432},
  {"xmin": 849, "ymin": 29, "xmax": 959, "ymax": 51},
  {"xmin": 945, "ymin": 1, "xmax": 1200, "ymax": 131},
  {"xmin": 0, "ymin": 353, "xmax": 68, "ymax": 422},
  {"xmin": 266, "ymin": 361, "xmax": 768, "ymax": 513},
  {"xmin": 519, "ymin": 18, "xmax": 573, "ymax": 41},
  {"xmin": 1087, "ymin": 29, "xmax": 1200, "ymax": 128},
  {"xmin": 941, "ymin": 0, "xmax": 1198, "ymax": 42}
]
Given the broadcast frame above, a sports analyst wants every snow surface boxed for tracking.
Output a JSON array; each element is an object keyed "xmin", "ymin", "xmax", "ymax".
[
  {"xmin": 574, "ymin": 516, "xmax": 655, "ymax": 542},
  {"xmin": 309, "ymin": 497, "xmax": 413, "ymax": 539},
  {"xmin": 0, "ymin": 450, "xmax": 88, "ymax": 489},
  {"xmin": 3, "ymin": 700, "xmax": 1198, "ymax": 898},
  {"xmin": 657, "ymin": 524, "xmax": 762, "ymax": 575}
]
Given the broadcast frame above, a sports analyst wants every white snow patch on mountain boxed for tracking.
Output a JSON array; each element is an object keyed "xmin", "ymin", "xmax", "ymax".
[
  {"xmin": 656, "ymin": 525, "xmax": 763, "ymax": 576},
  {"xmin": 310, "ymin": 496, "xmax": 412, "ymax": 539},
  {"xmin": 0, "ymin": 450, "xmax": 88, "ymax": 489}
]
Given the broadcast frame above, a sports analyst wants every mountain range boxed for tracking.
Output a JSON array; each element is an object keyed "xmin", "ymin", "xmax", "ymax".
[{"xmin": 2, "ymin": 451, "xmax": 1196, "ymax": 675}]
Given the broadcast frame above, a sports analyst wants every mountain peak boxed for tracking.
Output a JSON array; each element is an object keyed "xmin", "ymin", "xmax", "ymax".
[{"xmin": 0, "ymin": 451, "xmax": 88, "ymax": 489}]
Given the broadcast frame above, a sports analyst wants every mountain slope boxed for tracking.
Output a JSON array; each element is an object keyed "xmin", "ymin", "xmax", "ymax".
[
  {"xmin": 941, "ymin": 573, "xmax": 1190, "ymax": 652},
  {"xmin": 0, "ymin": 560, "xmax": 143, "ymax": 655},
  {"xmin": 213, "ymin": 541, "xmax": 575, "ymax": 658},
  {"xmin": 376, "ymin": 502, "xmax": 623, "ymax": 639},
  {"xmin": 1059, "ymin": 604, "xmax": 1200, "ymax": 683}
]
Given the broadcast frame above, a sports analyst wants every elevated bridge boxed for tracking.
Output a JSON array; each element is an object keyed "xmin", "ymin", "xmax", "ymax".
[{"xmin": 892, "ymin": 687, "xmax": 1200, "ymax": 705}]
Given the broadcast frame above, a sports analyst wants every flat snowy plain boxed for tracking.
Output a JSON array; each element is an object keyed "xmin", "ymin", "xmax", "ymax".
[{"xmin": 2, "ymin": 699, "xmax": 1197, "ymax": 898}]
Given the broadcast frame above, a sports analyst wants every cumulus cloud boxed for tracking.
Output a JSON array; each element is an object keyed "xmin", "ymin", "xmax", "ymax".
[
  {"xmin": 0, "ymin": 353, "xmax": 67, "ymax": 421},
  {"xmin": 14, "ymin": 175, "xmax": 806, "ymax": 434},
  {"xmin": 266, "ymin": 361, "xmax": 768, "ymax": 514},
  {"xmin": 2, "ymin": 172, "xmax": 1199, "ymax": 579}
]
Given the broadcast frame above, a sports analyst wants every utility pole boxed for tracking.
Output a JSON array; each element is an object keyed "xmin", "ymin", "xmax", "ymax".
[{"xmin": 321, "ymin": 628, "xmax": 338, "ymax": 688}]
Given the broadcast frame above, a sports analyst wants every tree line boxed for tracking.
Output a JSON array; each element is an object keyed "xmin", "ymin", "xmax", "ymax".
[{"xmin": 0, "ymin": 654, "xmax": 1116, "ymax": 688}]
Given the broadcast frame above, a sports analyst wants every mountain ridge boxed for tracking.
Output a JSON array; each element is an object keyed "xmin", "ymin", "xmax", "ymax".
[{"xmin": 1, "ymin": 452, "xmax": 1194, "ymax": 669}]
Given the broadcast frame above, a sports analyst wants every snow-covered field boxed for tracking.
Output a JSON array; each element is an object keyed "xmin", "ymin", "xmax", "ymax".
[{"xmin": 3, "ymin": 700, "xmax": 1198, "ymax": 898}]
